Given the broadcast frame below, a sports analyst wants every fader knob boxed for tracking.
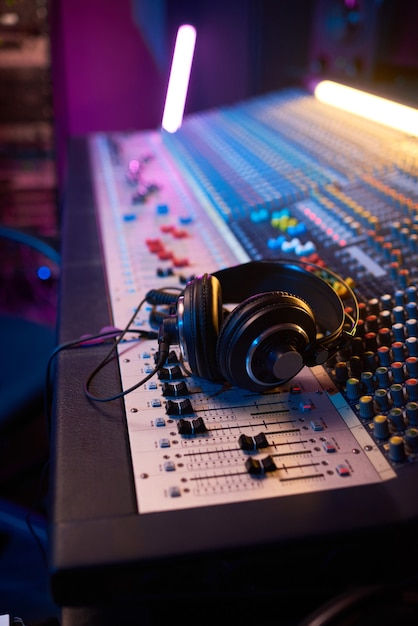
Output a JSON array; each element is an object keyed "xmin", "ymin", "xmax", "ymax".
[
  {"xmin": 177, "ymin": 417, "xmax": 207, "ymax": 435},
  {"xmin": 245, "ymin": 455, "xmax": 277, "ymax": 475},
  {"xmin": 238, "ymin": 432, "xmax": 269, "ymax": 450}
]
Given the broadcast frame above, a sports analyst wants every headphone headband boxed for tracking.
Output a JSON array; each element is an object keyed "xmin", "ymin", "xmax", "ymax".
[
  {"xmin": 212, "ymin": 260, "xmax": 357, "ymax": 355},
  {"xmin": 161, "ymin": 259, "xmax": 358, "ymax": 391}
]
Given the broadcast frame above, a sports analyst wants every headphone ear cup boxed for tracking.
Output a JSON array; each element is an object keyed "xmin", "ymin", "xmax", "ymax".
[
  {"xmin": 180, "ymin": 274, "xmax": 224, "ymax": 380},
  {"xmin": 216, "ymin": 291, "xmax": 317, "ymax": 391}
]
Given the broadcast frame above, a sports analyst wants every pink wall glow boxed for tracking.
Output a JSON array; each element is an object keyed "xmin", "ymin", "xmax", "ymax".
[{"xmin": 53, "ymin": 0, "xmax": 166, "ymax": 136}]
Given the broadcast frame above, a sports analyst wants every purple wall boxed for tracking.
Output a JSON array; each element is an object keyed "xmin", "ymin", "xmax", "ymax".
[
  {"xmin": 52, "ymin": 0, "xmax": 165, "ymax": 134},
  {"xmin": 50, "ymin": 0, "xmax": 166, "ymax": 194}
]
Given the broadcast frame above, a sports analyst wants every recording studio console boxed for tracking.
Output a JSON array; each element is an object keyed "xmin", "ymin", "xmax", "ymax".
[
  {"xmin": 50, "ymin": 87, "xmax": 418, "ymax": 608},
  {"xmin": 89, "ymin": 87, "xmax": 417, "ymax": 515}
]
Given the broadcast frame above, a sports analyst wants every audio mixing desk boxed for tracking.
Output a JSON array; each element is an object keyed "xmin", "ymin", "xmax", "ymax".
[{"xmin": 50, "ymin": 88, "xmax": 418, "ymax": 613}]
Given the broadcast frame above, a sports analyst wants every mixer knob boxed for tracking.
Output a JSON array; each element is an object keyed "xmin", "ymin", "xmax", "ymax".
[
  {"xmin": 373, "ymin": 415, "xmax": 390, "ymax": 440},
  {"xmin": 390, "ymin": 362, "xmax": 405, "ymax": 384},
  {"xmin": 395, "ymin": 290, "xmax": 405, "ymax": 306},
  {"xmin": 392, "ymin": 306, "xmax": 406, "ymax": 324},
  {"xmin": 377, "ymin": 346, "xmax": 391, "ymax": 367},
  {"xmin": 354, "ymin": 318, "xmax": 365, "ymax": 338},
  {"xmin": 132, "ymin": 185, "xmax": 149, "ymax": 204},
  {"xmin": 126, "ymin": 159, "xmax": 141, "ymax": 185},
  {"xmin": 380, "ymin": 294, "xmax": 393, "ymax": 309},
  {"xmin": 351, "ymin": 336, "xmax": 365, "ymax": 356},
  {"xmin": 404, "ymin": 428, "xmax": 418, "ymax": 454},
  {"xmin": 363, "ymin": 352, "xmax": 377, "ymax": 373},
  {"xmin": 406, "ymin": 318, "xmax": 418, "ymax": 337},
  {"xmin": 346, "ymin": 377, "xmax": 361, "ymax": 401},
  {"xmin": 388, "ymin": 407, "xmax": 405, "ymax": 432},
  {"xmin": 388, "ymin": 435, "xmax": 406, "ymax": 463},
  {"xmin": 375, "ymin": 366, "xmax": 390, "ymax": 388},
  {"xmin": 392, "ymin": 323, "xmax": 405, "ymax": 342},
  {"xmin": 406, "ymin": 302, "xmax": 418, "ymax": 320},
  {"xmin": 365, "ymin": 315, "xmax": 378, "ymax": 332},
  {"xmin": 391, "ymin": 342, "xmax": 405, "ymax": 362},
  {"xmin": 406, "ymin": 285, "xmax": 418, "ymax": 303},
  {"xmin": 399, "ymin": 269, "xmax": 410, "ymax": 289},
  {"xmin": 378, "ymin": 309, "xmax": 392, "ymax": 327},
  {"xmin": 364, "ymin": 332, "xmax": 378, "ymax": 352},
  {"xmin": 405, "ymin": 377, "xmax": 418, "ymax": 401},
  {"xmin": 389, "ymin": 383, "xmax": 404, "ymax": 407},
  {"xmin": 374, "ymin": 388, "xmax": 391, "ymax": 412},
  {"xmin": 335, "ymin": 361, "xmax": 349, "ymax": 384},
  {"xmin": 359, "ymin": 395, "xmax": 374, "ymax": 420},
  {"xmin": 349, "ymin": 356, "xmax": 362, "ymax": 378},
  {"xmin": 360, "ymin": 371, "xmax": 375, "ymax": 393},
  {"xmin": 367, "ymin": 298, "xmax": 380, "ymax": 315},
  {"xmin": 377, "ymin": 327, "xmax": 392, "ymax": 347},
  {"xmin": 406, "ymin": 401, "xmax": 418, "ymax": 426},
  {"xmin": 406, "ymin": 337, "xmax": 418, "ymax": 357}
]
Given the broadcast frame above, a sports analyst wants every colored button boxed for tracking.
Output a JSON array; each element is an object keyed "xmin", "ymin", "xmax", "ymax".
[{"xmin": 336, "ymin": 464, "xmax": 350, "ymax": 477}]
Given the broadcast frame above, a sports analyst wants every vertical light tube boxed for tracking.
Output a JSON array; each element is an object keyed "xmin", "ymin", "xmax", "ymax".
[{"xmin": 162, "ymin": 24, "xmax": 196, "ymax": 134}]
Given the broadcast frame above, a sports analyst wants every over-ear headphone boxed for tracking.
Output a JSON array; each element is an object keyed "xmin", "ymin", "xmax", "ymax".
[{"xmin": 157, "ymin": 260, "xmax": 358, "ymax": 392}]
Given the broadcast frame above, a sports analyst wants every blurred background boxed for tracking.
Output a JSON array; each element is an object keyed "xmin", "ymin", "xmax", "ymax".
[{"xmin": 0, "ymin": 0, "xmax": 417, "ymax": 622}]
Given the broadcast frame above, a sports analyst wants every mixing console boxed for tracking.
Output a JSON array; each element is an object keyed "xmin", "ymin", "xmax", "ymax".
[{"xmin": 89, "ymin": 86, "xmax": 418, "ymax": 517}]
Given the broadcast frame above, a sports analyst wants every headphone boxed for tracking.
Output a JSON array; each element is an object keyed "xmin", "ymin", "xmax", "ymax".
[{"xmin": 155, "ymin": 260, "xmax": 358, "ymax": 392}]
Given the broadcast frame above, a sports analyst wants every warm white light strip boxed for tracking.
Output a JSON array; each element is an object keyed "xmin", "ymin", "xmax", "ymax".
[
  {"xmin": 314, "ymin": 80, "xmax": 418, "ymax": 138},
  {"xmin": 162, "ymin": 24, "xmax": 196, "ymax": 134}
]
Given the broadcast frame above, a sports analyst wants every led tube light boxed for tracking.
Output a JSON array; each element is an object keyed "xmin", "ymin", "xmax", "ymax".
[
  {"xmin": 162, "ymin": 24, "xmax": 196, "ymax": 134},
  {"xmin": 314, "ymin": 80, "xmax": 418, "ymax": 138}
]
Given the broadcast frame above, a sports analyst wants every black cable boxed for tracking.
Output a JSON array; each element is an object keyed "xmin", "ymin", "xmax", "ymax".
[
  {"xmin": 83, "ymin": 347, "xmax": 162, "ymax": 403},
  {"xmin": 83, "ymin": 295, "xmax": 161, "ymax": 402},
  {"xmin": 44, "ymin": 327, "xmax": 156, "ymax": 427}
]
